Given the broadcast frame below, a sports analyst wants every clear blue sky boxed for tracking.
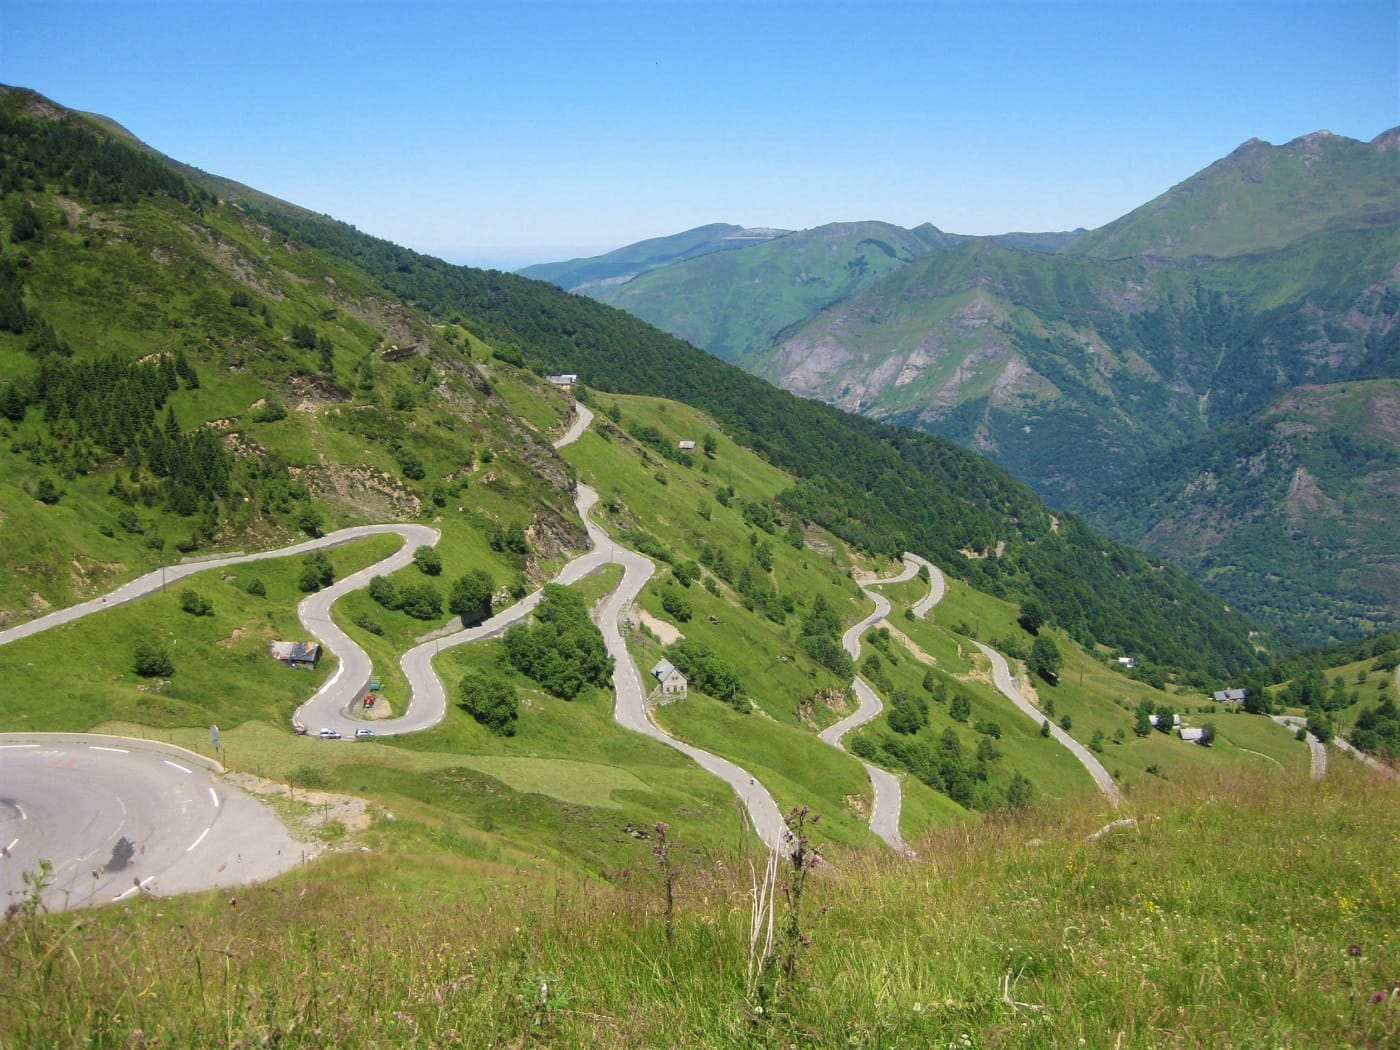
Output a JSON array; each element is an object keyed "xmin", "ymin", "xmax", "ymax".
[{"xmin": 3, "ymin": 0, "xmax": 1397, "ymax": 269}]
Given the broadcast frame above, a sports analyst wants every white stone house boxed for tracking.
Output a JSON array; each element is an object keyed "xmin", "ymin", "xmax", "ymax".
[
  {"xmin": 678, "ymin": 440, "xmax": 697, "ymax": 451},
  {"xmin": 651, "ymin": 658, "xmax": 688, "ymax": 695},
  {"xmin": 1179, "ymin": 727, "xmax": 1206, "ymax": 743}
]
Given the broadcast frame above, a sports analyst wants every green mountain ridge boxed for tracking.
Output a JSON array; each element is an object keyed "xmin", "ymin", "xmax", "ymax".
[
  {"xmin": 1068, "ymin": 127, "xmax": 1400, "ymax": 260},
  {"xmin": 516, "ymin": 222, "xmax": 790, "ymax": 293}
]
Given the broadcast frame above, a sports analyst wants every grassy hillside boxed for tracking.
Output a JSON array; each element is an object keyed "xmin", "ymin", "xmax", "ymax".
[
  {"xmin": 5, "ymin": 764, "xmax": 1394, "ymax": 1048},
  {"xmin": 0, "ymin": 89, "xmax": 583, "ymax": 626}
]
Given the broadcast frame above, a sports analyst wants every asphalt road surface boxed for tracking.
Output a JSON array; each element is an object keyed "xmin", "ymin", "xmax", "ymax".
[
  {"xmin": 974, "ymin": 641, "xmax": 1125, "ymax": 806},
  {"xmin": 0, "ymin": 734, "xmax": 297, "ymax": 912}
]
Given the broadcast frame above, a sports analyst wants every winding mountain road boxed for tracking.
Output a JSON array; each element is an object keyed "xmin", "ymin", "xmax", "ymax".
[
  {"xmin": 556, "ymin": 408, "xmax": 786, "ymax": 849},
  {"xmin": 0, "ymin": 734, "xmax": 298, "ymax": 912},
  {"xmin": 0, "ymin": 402, "xmax": 790, "ymax": 911},
  {"xmin": 819, "ymin": 553, "xmax": 944, "ymax": 855},
  {"xmin": 1273, "ymin": 714, "xmax": 1396, "ymax": 781},
  {"xmin": 974, "ymin": 641, "xmax": 1125, "ymax": 806}
]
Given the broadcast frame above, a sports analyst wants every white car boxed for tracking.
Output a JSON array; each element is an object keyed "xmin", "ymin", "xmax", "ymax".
[
  {"xmin": 318, "ymin": 728, "xmax": 341, "ymax": 740},
  {"xmin": 354, "ymin": 728, "xmax": 375, "ymax": 739}
]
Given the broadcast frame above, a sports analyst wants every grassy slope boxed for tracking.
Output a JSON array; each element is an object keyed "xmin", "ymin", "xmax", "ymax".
[
  {"xmin": 6, "ymin": 764, "xmax": 1394, "ymax": 1048},
  {"xmin": 0, "ymin": 181, "xmax": 582, "ymax": 621}
]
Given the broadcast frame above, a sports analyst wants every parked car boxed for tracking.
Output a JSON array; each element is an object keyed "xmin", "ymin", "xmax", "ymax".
[
  {"xmin": 354, "ymin": 728, "xmax": 375, "ymax": 739},
  {"xmin": 318, "ymin": 728, "xmax": 341, "ymax": 740},
  {"xmin": 293, "ymin": 724, "xmax": 309, "ymax": 736}
]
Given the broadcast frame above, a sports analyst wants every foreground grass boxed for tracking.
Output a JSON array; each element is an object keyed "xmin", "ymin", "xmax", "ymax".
[{"xmin": 4, "ymin": 766, "xmax": 1395, "ymax": 1048}]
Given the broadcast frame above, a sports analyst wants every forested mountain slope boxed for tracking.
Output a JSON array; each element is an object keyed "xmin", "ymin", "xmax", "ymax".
[{"xmin": 1085, "ymin": 379, "xmax": 1400, "ymax": 644}]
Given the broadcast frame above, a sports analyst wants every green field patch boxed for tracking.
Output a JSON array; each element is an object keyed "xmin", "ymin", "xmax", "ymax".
[{"xmin": 448, "ymin": 755, "xmax": 648, "ymax": 808}]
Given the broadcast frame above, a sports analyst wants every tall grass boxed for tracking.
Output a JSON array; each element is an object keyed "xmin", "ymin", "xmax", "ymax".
[{"xmin": 4, "ymin": 765, "xmax": 1394, "ymax": 1047}]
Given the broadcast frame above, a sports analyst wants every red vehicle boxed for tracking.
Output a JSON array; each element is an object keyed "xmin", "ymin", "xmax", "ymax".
[{"xmin": 363, "ymin": 693, "xmax": 375, "ymax": 709}]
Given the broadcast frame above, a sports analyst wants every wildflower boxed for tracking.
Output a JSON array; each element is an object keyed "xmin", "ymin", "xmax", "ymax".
[
  {"xmin": 1347, "ymin": 944, "xmax": 1363, "ymax": 957},
  {"xmin": 1372, "ymin": 991, "xmax": 1388, "ymax": 1004}
]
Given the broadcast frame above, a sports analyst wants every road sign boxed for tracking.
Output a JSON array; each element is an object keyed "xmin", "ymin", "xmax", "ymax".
[{"xmin": 211, "ymin": 725, "xmax": 220, "ymax": 749}]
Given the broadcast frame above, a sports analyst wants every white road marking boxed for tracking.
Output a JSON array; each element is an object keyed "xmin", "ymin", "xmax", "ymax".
[
  {"xmin": 186, "ymin": 827, "xmax": 210, "ymax": 852},
  {"xmin": 163, "ymin": 760, "xmax": 191, "ymax": 774},
  {"xmin": 208, "ymin": 788, "xmax": 219, "ymax": 808},
  {"xmin": 5, "ymin": 837, "xmax": 17, "ymax": 852},
  {"xmin": 89, "ymin": 746, "xmax": 129, "ymax": 754},
  {"xmin": 0, "ymin": 743, "xmax": 39, "ymax": 749},
  {"xmin": 113, "ymin": 875, "xmax": 156, "ymax": 902}
]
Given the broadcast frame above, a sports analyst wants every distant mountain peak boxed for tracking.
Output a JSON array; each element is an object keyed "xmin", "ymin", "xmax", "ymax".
[
  {"xmin": 1373, "ymin": 126, "xmax": 1400, "ymax": 150},
  {"xmin": 1283, "ymin": 129, "xmax": 1342, "ymax": 153}
]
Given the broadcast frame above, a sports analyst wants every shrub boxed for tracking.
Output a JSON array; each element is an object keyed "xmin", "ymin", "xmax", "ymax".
[
  {"xmin": 368, "ymin": 575, "xmax": 401, "ymax": 609},
  {"xmin": 660, "ymin": 590, "xmax": 692, "ymax": 623},
  {"xmin": 33, "ymin": 476, "xmax": 59, "ymax": 504},
  {"xmin": 449, "ymin": 569, "xmax": 494, "ymax": 626},
  {"xmin": 413, "ymin": 545, "xmax": 442, "ymax": 576},
  {"xmin": 1017, "ymin": 600, "xmax": 1045, "ymax": 635},
  {"xmin": 243, "ymin": 577, "xmax": 266, "ymax": 597},
  {"xmin": 398, "ymin": 582, "xmax": 443, "ymax": 620},
  {"xmin": 459, "ymin": 673, "xmax": 519, "ymax": 736},
  {"xmin": 298, "ymin": 551, "xmax": 334, "ymax": 593},
  {"xmin": 1006, "ymin": 771, "xmax": 1034, "ymax": 809},
  {"xmin": 1028, "ymin": 635, "xmax": 1062, "ymax": 683},
  {"xmin": 178, "ymin": 589, "xmax": 212, "ymax": 616},
  {"xmin": 352, "ymin": 613, "xmax": 384, "ymax": 636},
  {"xmin": 133, "ymin": 641, "xmax": 174, "ymax": 678},
  {"xmin": 251, "ymin": 399, "xmax": 287, "ymax": 423}
]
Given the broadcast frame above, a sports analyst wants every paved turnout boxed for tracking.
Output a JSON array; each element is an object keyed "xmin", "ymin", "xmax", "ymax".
[{"xmin": 0, "ymin": 734, "xmax": 297, "ymax": 913}]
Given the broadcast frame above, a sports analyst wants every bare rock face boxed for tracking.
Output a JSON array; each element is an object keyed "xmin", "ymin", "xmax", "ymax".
[{"xmin": 300, "ymin": 463, "xmax": 422, "ymax": 519}]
